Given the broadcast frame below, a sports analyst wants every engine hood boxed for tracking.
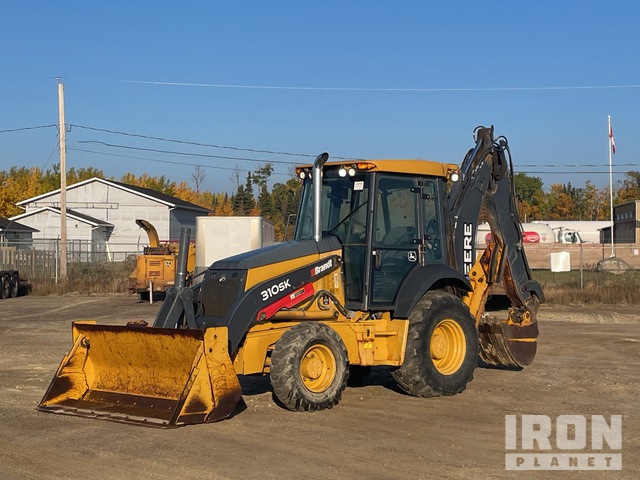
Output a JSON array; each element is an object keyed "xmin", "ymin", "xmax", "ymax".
[{"xmin": 208, "ymin": 236, "xmax": 342, "ymax": 271}]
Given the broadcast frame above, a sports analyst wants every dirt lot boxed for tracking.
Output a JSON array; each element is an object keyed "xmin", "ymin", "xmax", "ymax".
[{"xmin": 0, "ymin": 295, "xmax": 638, "ymax": 479}]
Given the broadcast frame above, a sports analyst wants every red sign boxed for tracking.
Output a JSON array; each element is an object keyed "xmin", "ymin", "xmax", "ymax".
[
  {"xmin": 522, "ymin": 231, "xmax": 541, "ymax": 243},
  {"xmin": 485, "ymin": 231, "xmax": 545, "ymax": 244}
]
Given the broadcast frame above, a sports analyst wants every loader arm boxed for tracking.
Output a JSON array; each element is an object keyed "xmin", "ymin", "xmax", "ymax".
[{"xmin": 447, "ymin": 126, "xmax": 544, "ymax": 367}]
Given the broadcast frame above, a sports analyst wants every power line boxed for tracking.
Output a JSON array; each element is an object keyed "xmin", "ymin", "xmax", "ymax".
[
  {"xmin": 0, "ymin": 124, "xmax": 57, "ymax": 134},
  {"xmin": 68, "ymin": 147, "xmax": 294, "ymax": 178},
  {"xmin": 75, "ymin": 140, "xmax": 302, "ymax": 165},
  {"xmin": 42, "ymin": 141, "xmax": 60, "ymax": 170},
  {"xmin": 104, "ymin": 79, "xmax": 640, "ymax": 92},
  {"xmin": 70, "ymin": 124, "xmax": 317, "ymax": 158},
  {"xmin": 70, "ymin": 124, "xmax": 360, "ymax": 161}
]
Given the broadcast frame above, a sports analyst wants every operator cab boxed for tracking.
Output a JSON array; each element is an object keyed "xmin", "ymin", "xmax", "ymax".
[{"xmin": 294, "ymin": 164, "xmax": 446, "ymax": 311}]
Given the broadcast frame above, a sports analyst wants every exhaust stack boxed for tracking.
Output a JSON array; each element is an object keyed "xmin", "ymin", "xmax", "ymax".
[{"xmin": 312, "ymin": 153, "xmax": 329, "ymax": 242}]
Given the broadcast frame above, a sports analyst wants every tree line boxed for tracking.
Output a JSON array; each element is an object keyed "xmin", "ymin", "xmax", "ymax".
[
  {"xmin": 513, "ymin": 172, "xmax": 640, "ymax": 221},
  {"xmin": 2, "ymin": 164, "xmax": 640, "ymax": 240},
  {"xmin": 0, "ymin": 164, "xmax": 301, "ymax": 241}
]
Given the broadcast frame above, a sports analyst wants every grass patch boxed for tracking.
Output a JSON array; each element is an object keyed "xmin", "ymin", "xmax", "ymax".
[
  {"xmin": 29, "ymin": 261, "xmax": 133, "ymax": 295},
  {"xmin": 532, "ymin": 269, "xmax": 640, "ymax": 305}
]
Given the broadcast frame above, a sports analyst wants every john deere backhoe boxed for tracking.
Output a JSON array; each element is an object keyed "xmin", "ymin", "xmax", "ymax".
[{"xmin": 39, "ymin": 126, "xmax": 543, "ymax": 427}]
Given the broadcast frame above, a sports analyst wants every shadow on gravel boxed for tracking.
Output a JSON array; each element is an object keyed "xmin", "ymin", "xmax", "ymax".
[
  {"xmin": 238, "ymin": 375, "xmax": 273, "ymax": 396},
  {"xmin": 239, "ymin": 367, "xmax": 406, "ymax": 397},
  {"xmin": 476, "ymin": 357, "xmax": 524, "ymax": 371}
]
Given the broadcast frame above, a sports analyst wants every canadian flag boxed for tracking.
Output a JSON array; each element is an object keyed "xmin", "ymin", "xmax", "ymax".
[{"xmin": 609, "ymin": 119, "xmax": 616, "ymax": 155}]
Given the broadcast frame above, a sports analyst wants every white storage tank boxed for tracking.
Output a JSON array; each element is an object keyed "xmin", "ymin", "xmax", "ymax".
[{"xmin": 194, "ymin": 216, "xmax": 275, "ymax": 278}]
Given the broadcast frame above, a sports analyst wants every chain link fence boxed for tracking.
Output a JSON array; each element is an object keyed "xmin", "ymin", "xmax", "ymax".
[
  {"xmin": 0, "ymin": 239, "xmax": 140, "ymax": 281},
  {"xmin": 3, "ymin": 239, "xmax": 639, "ymax": 278},
  {"xmin": 489, "ymin": 243, "xmax": 640, "ymax": 304},
  {"xmin": 519, "ymin": 243, "xmax": 640, "ymax": 271}
]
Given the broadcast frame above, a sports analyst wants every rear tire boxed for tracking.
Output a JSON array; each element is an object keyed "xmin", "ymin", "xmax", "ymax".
[
  {"xmin": 392, "ymin": 291, "xmax": 477, "ymax": 397},
  {"xmin": 10, "ymin": 274, "xmax": 19, "ymax": 298},
  {"xmin": 270, "ymin": 322, "xmax": 349, "ymax": 412},
  {"xmin": 1, "ymin": 275, "xmax": 9, "ymax": 299}
]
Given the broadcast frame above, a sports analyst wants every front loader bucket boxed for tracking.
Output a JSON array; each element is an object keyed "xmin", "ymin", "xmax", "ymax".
[{"xmin": 38, "ymin": 322, "xmax": 242, "ymax": 427}]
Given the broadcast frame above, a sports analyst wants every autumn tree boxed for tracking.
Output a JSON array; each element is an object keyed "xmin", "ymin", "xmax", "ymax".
[
  {"xmin": 615, "ymin": 171, "xmax": 640, "ymax": 204},
  {"xmin": 513, "ymin": 173, "xmax": 544, "ymax": 220},
  {"xmin": 120, "ymin": 172, "xmax": 177, "ymax": 195},
  {"xmin": 545, "ymin": 183, "xmax": 576, "ymax": 220},
  {"xmin": 0, "ymin": 165, "xmax": 106, "ymax": 218},
  {"xmin": 580, "ymin": 181, "xmax": 602, "ymax": 220},
  {"xmin": 214, "ymin": 193, "xmax": 235, "ymax": 216}
]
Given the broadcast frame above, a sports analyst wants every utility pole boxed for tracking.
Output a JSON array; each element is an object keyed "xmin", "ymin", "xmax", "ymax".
[
  {"xmin": 608, "ymin": 115, "xmax": 615, "ymax": 258},
  {"xmin": 58, "ymin": 79, "xmax": 67, "ymax": 278}
]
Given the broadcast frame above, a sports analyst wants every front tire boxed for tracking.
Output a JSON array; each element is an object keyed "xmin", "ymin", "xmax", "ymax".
[
  {"xmin": 392, "ymin": 291, "xmax": 477, "ymax": 397},
  {"xmin": 270, "ymin": 322, "xmax": 349, "ymax": 412}
]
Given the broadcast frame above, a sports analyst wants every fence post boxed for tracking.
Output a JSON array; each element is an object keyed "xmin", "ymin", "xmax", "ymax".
[
  {"xmin": 55, "ymin": 239, "xmax": 59, "ymax": 284},
  {"xmin": 580, "ymin": 242, "xmax": 584, "ymax": 289}
]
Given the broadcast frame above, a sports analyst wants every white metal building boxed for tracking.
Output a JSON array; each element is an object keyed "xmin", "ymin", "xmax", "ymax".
[{"xmin": 11, "ymin": 177, "xmax": 211, "ymax": 255}]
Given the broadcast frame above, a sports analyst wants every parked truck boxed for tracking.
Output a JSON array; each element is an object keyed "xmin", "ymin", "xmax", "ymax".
[
  {"xmin": 128, "ymin": 220, "xmax": 196, "ymax": 300},
  {"xmin": 476, "ymin": 221, "xmax": 596, "ymax": 246},
  {"xmin": 541, "ymin": 220, "xmax": 610, "ymax": 243}
]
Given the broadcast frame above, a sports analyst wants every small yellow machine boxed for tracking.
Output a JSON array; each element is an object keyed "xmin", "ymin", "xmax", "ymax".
[
  {"xmin": 128, "ymin": 219, "xmax": 196, "ymax": 300},
  {"xmin": 39, "ymin": 127, "xmax": 543, "ymax": 427}
]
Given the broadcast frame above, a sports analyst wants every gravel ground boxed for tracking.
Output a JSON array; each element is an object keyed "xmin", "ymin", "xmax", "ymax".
[{"xmin": 0, "ymin": 295, "xmax": 638, "ymax": 479}]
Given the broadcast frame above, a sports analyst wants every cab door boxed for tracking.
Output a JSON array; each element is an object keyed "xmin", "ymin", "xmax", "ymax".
[{"xmin": 369, "ymin": 175, "xmax": 421, "ymax": 305}]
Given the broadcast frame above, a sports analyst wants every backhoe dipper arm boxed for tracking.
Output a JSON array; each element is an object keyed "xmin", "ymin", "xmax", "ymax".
[{"xmin": 447, "ymin": 126, "xmax": 544, "ymax": 367}]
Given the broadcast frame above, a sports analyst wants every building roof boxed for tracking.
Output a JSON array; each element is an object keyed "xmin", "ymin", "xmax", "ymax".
[
  {"xmin": 0, "ymin": 217, "xmax": 38, "ymax": 233},
  {"xmin": 108, "ymin": 180, "xmax": 211, "ymax": 212},
  {"xmin": 16, "ymin": 177, "xmax": 212, "ymax": 213},
  {"xmin": 10, "ymin": 207, "xmax": 114, "ymax": 228}
]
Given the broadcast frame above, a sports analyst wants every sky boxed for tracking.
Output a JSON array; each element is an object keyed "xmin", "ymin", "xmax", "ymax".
[{"xmin": 1, "ymin": 1, "xmax": 639, "ymax": 195}]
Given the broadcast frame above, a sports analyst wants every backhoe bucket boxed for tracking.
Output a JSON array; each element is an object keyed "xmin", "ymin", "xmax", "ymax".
[{"xmin": 38, "ymin": 322, "xmax": 242, "ymax": 427}]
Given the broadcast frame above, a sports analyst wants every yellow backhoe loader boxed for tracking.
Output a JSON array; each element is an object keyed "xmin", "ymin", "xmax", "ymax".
[
  {"xmin": 39, "ymin": 126, "xmax": 543, "ymax": 427},
  {"xmin": 128, "ymin": 219, "xmax": 196, "ymax": 300}
]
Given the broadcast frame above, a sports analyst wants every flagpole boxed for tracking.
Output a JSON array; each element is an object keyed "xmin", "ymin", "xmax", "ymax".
[{"xmin": 608, "ymin": 115, "xmax": 614, "ymax": 257}]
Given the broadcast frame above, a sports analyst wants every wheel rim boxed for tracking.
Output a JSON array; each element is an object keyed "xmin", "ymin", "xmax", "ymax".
[
  {"xmin": 430, "ymin": 319, "xmax": 466, "ymax": 375},
  {"xmin": 300, "ymin": 344, "xmax": 336, "ymax": 393}
]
